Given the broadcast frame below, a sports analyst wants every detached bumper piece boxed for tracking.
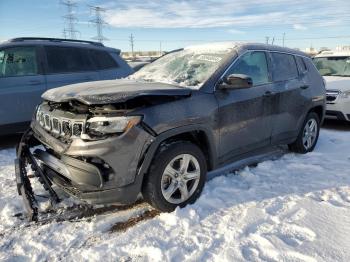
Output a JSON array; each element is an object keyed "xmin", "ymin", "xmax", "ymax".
[{"xmin": 15, "ymin": 129, "xmax": 60, "ymax": 222}]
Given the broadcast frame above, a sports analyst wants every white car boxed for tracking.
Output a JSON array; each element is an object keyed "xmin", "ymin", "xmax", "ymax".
[{"xmin": 314, "ymin": 51, "xmax": 350, "ymax": 121}]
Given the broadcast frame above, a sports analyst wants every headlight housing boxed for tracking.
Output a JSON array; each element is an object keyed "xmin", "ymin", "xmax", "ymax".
[
  {"xmin": 87, "ymin": 116, "xmax": 142, "ymax": 134},
  {"xmin": 340, "ymin": 90, "xmax": 350, "ymax": 99}
]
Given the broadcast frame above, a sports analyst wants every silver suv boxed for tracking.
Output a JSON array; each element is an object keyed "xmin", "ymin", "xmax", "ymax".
[{"xmin": 0, "ymin": 37, "xmax": 133, "ymax": 135}]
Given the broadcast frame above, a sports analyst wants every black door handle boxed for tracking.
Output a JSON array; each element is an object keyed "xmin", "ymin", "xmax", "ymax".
[
  {"xmin": 300, "ymin": 85, "xmax": 309, "ymax": 90},
  {"xmin": 263, "ymin": 91, "xmax": 275, "ymax": 97}
]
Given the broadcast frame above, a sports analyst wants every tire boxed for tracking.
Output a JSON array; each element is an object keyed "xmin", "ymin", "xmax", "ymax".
[
  {"xmin": 288, "ymin": 112, "xmax": 320, "ymax": 154},
  {"xmin": 143, "ymin": 141, "xmax": 207, "ymax": 212}
]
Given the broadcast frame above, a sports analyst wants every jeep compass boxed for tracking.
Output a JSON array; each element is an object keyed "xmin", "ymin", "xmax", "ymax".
[{"xmin": 15, "ymin": 42, "xmax": 326, "ymax": 220}]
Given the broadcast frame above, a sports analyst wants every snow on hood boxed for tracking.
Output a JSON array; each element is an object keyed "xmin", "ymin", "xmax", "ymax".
[
  {"xmin": 323, "ymin": 76, "xmax": 350, "ymax": 91},
  {"xmin": 42, "ymin": 79, "xmax": 192, "ymax": 105}
]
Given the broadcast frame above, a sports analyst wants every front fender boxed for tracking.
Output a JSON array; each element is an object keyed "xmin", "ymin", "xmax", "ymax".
[{"xmin": 137, "ymin": 124, "xmax": 218, "ymax": 181}]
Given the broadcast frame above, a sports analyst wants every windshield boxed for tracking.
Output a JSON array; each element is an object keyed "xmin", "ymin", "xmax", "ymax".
[
  {"xmin": 130, "ymin": 47, "xmax": 233, "ymax": 89},
  {"xmin": 314, "ymin": 56, "xmax": 350, "ymax": 77}
]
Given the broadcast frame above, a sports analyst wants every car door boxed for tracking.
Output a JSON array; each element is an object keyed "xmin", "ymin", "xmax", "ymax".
[
  {"xmin": 215, "ymin": 51, "xmax": 274, "ymax": 164},
  {"xmin": 43, "ymin": 45, "xmax": 100, "ymax": 90},
  {"xmin": 0, "ymin": 46, "xmax": 46, "ymax": 128},
  {"xmin": 269, "ymin": 52, "xmax": 309, "ymax": 144}
]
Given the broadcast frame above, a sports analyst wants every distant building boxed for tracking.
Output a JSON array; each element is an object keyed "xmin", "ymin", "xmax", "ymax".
[
  {"xmin": 319, "ymin": 47, "xmax": 331, "ymax": 52},
  {"xmin": 335, "ymin": 46, "xmax": 350, "ymax": 52},
  {"xmin": 122, "ymin": 51, "xmax": 164, "ymax": 61},
  {"xmin": 303, "ymin": 47, "xmax": 319, "ymax": 56}
]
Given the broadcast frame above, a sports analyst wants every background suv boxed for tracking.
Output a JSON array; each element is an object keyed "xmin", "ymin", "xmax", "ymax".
[
  {"xmin": 314, "ymin": 50, "xmax": 350, "ymax": 121},
  {"xmin": 16, "ymin": 42, "xmax": 325, "ymax": 220},
  {"xmin": 0, "ymin": 37, "xmax": 133, "ymax": 135}
]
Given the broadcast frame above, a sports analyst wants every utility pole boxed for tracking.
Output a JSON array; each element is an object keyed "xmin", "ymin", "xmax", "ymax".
[
  {"xmin": 89, "ymin": 5, "xmax": 108, "ymax": 43},
  {"xmin": 129, "ymin": 34, "xmax": 135, "ymax": 59},
  {"xmin": 61, "ymin": 0, "xmax": 79, "ymax": 39},
  {"xmin": 159, "ymin": 41, "xmax": 162, "ymax": 57},
  {"xmin": 282, "ymin": 32, "xmax": 286, "ymax": 47},
  {"xmin": 271, "ymin": 37, "xmax": 275, "ymax": 45},
  {"xmin": 265, "ymin": 36, "xmax": 270, "ymax": 45}
]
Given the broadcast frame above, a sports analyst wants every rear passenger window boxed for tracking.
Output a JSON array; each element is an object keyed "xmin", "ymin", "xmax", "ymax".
[
  {"xmin": 295, "ymin": 56, "xmax": 308, "ymax": 74},
  {"xmin": 45, "ymin": 46, "xmax": 93, "ymax": 74},
  {"xmin": 227, "ymin": 51, "xmax": 269, "ymax": 86},
  {"xmin": 271, "ymin": 53, "xmax": 298, "ymax": 81},
  {"xmin": 90, "ymin": 50, "xmax": 118, "ymax": 70},
  {"xmin": 0, "ymin": 47, "xmax": 38, "ymax": 77}
]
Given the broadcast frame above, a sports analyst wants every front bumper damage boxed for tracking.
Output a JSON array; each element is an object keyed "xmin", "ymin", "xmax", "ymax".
[
  {"xmin": 15, "ymin": 122, "xmax": 155, "ymax": 222},
  {"xmin": 15, "ymin": 129, "xmax": 60, "ymax": 221}
]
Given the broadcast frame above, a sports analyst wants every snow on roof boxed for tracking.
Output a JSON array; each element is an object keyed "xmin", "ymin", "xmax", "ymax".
[{"xmin": 184, "ymin": 41, "xmax": 240, "ymax": 52}]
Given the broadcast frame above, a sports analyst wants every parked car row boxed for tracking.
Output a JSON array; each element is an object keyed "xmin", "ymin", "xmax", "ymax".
[
  {"xmin": 0, "ymin": 37, "xmax": 133, "ymax": 135},
  {"xmin": 1, "ymin": 37, "xmax": 348, "ymax": 139},
  {"xmin": 313, "ymin": 50, "xmax": 350, "ymax": 122},
  {"xmin": 15, "ymin": 41, "xmax": 326, "ymax": 220},
  {"xmin": 0, "ymin": 37, "xmax": 347, "ymax": 218}
]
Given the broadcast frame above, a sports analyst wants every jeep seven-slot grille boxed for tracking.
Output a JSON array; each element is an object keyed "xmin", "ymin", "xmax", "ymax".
[
  {"xmin": 36, "ymin": 109, "xmax": 85, "ymax": 138},
  {"xmin": 73, "ymin": 123, "xmax": 83, "ymax": 136},
  {"xmin": 61, "ymin": 121, "xmax": 70, "ymax": 136},
  {"xmin": 52, "ymin": 118, "xmax": 60, "ymax": 133}
]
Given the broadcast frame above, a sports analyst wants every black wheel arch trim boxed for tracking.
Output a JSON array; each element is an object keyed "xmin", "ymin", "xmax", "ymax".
[{"xmin": 137, "ymin": 124, "xmax": 218, "ymax": 183}]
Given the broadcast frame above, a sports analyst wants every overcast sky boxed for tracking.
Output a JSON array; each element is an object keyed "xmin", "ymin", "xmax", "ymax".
[{"xmin": 1, "ymin": 0, "xmax": 350, "ymax": 52}]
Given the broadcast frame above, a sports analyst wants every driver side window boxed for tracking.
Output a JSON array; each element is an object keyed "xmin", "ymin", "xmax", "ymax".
[{"xmin": 226, "ymin": 51, "xmax": 269, "ymax": 86}]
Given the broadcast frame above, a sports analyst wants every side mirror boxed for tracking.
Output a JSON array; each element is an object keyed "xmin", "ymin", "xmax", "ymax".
[{"xmin": 219, "ymin": 74, "xmax": 253, "ymax": 90}]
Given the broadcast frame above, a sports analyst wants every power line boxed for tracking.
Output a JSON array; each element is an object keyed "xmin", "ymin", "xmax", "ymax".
[
  {"xmin": 89, "ymin": 5, "xmax": 108, "ymax": 43},
  {"xmin": 60, "ymin": 0, "xmax": 79, "ymax": 39}
]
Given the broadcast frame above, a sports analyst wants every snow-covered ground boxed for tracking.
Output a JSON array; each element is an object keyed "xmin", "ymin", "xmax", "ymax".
[{"xmin": 1, "ymin": 127, "xmax": 350, "ymax": 261}]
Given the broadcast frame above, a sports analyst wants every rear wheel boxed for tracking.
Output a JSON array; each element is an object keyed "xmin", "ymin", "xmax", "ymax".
[
  {"xmin": 288, "ymin": 112, "xmax": 320, "ymax": 154},
  {"xmin": 143, "ymin": 141, "xmax": 207, "ymax": 212}
]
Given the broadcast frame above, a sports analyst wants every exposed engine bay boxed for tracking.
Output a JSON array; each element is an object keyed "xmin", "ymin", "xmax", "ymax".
[
  {"xmin": 47, "ymin": 94, "xmax": 186, "ymax": 115},
  {"xmin": 35, "ymin": 93, "xmax": 187, "ymax": 142}
]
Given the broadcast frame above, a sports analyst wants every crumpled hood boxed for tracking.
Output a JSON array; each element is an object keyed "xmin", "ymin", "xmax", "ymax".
[
  {"xmin": 42, "ymin": 79, "xmax": 192, "ymax": 105},
  {"xmin": 323, "ymin": 76, "xmax": 350, "ymax": 92}
]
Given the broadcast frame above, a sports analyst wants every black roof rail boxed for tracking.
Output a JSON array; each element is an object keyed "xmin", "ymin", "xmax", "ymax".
[{"xmin": 8, "ymin": 37, "xmax": 104, "ymax": 47}]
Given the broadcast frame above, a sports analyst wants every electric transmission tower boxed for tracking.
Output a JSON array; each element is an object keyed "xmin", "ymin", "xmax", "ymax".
[
  {"xmin": 61, "ymin": 0, "xmax": 79, "ymax": 39},
  {"xmin": 89, "ymin": 5, "xmax": 108, "ymax": 43}
]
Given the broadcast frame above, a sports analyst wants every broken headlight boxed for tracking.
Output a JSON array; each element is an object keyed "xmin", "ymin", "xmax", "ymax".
[{"xmin": 87, "ymin": 116, "xmax": 142, "ymax": 134}]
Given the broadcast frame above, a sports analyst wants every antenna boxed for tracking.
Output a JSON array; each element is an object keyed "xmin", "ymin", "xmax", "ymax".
[
  {"xmin": 61, "ymin": 0, "xmax": 79, "ymax": 39},
  {"xmin": 89, "ymin": 5, "xmax": 108, "ymax": 43}
]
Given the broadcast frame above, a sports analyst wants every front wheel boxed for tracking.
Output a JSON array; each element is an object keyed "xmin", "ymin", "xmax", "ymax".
[
  {"xmin": 288, "ymin": 112, "xmax": 320, "ymax": 154},
  {"xmin": 143, "ymin": 141, "xmax": 207, "ymax": 212}
]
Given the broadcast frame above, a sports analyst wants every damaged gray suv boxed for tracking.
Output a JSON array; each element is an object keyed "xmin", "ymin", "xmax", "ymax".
[{"xmin": 16, "ymin": 42, "xmax": 326, "ymax": 220}]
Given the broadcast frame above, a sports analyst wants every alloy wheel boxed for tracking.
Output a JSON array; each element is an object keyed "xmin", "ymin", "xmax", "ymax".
[
  {"xmin": 161, "ymin": 154, "xmax": 201, "ymax": 204},
  {"xmin": 302, "ymin": 118, "xmax": 318, "ymax": 150}
]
